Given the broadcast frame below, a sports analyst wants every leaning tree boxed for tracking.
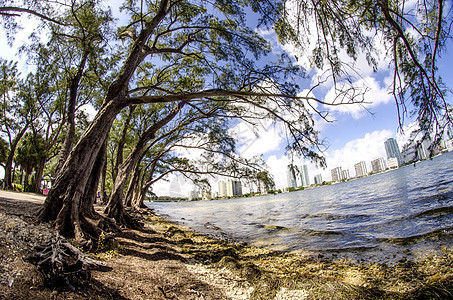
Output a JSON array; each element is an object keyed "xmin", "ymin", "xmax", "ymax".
[
  {"xmin": 120, "ymin": 99, "xmax": 273, "ymax": 210},
  {"xmin": 0, "ymin": 59, "xmax": 35, "ymax": 190},
  {"xmin": 36, "ymin": 0, "xmax": 332, "ymax": 246},
  {"xmin": 29, "ymin": 0, "xmax": 452, "ymax": 247}
]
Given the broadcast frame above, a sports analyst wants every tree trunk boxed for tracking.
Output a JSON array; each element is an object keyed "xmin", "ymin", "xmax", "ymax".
[
  {"xmin": 80, "ymin": 139, "xmax": 106, "ymax": 219},
  {"xmin": 113, "ymin": 106, "xmax": 135, "ymax": 180},
  {"xmin": 124, "ymin": 166, "xmax": 140, "ymax": 207},
  {"xmin": 55, "ymin": 51, "xmax": 89, "ymax": 172},
  {"xmin": 4, "ymin": 148, "xmax": 15, "ymax": 190},
  {"xmin": 104, "ymin": 162, "xmax": 133, "ymax": 226},
  {"xmin": 24, "ymin": 171, "xmax": 30, "ymax": 188},
  {"xmin": 105, "ymin": 103, "xmax": 182, "ymax": 224},
  {"xmin": 133, "ymin": 181, "xmax": 151, "ymax": 209},
  {"xmin": 4, "ymin": 126, "xmax": 28, "ymax": 189},
  {"xmin": 34, "ymin": 160, "xmax": 45, "ymax": 193},
  {"xmin": 37, "ymin": 100, "xmax": 123, "ymax": 244},
  {"xmin": 99, "ymin": 150, "xmax": 108, "ymax": 205}
]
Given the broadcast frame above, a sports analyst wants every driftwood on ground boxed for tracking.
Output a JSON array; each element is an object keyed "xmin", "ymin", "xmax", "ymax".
[{"xmin": 23, "ymin": 234, "xmax": 112, "ymax": 290}]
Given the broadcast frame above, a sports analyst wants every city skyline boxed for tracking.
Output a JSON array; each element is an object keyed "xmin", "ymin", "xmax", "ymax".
[{"xmin": 325, "ymin": 134, "xmax": 453, "ymax": 183}]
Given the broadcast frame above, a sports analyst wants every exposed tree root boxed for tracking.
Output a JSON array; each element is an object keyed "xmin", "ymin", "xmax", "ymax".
[{"xmin": 23, "ymin": 234, "xmax": 112, "ymax": 291}]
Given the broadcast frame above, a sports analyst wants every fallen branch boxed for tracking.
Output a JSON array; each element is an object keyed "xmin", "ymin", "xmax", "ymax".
[{"xmin": 23, "ymin": 234, "xmax": 112, "ymax": 290}]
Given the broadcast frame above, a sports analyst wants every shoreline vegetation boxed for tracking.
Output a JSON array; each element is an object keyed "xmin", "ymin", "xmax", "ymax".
[{"xmin": 1, "ymin": 191, "xmax": 453, "ymax": 299}]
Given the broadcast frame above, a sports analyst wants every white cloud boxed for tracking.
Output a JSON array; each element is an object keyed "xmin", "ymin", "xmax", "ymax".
[
  {"xmin": 152, "ymin": 174, "xmax": 195, "ymax": 197},
  {"xmin": 266, "ymin": 155, "xmax": 290, "ymax": 189},
  {"xmin": 79, "ymin": 104, "xmax": 98, "ymax": 122},
  {"xmin": 323, "ymin": 76, "xmax": 393, "ymax": 119},
  {"xmin": 229, "ymin": 120, "xmax": 284, "ymax": 158}
]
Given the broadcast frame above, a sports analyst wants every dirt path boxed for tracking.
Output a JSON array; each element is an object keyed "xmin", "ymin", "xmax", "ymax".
[{"xmin": 0, "ymin": 191, "xmax": 251, "ymax": 299}]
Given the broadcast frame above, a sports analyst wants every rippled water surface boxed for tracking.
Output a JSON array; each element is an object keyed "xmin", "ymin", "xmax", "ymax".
[{"xmin": 149, "ymin": 152, "xmax": 453, "ymax": 261}]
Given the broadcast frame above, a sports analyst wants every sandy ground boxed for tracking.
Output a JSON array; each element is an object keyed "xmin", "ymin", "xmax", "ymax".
[{"xmin": 1, "ymin": 190, "xmax": 453, "ymax": 299}]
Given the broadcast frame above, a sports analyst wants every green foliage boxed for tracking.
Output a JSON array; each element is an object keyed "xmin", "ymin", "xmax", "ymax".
[
  {"xmin": 12, "ymin": 183, "xmax": 23, "ymax": 192},
  {"xmin": 0, "ymin": 138, "xmax": 8, "ymax": 165},
  {"xmin": 275, "ymin": 0, "xmax": 452, "ymax": 142},
  {"xmin": 15, "ymin": 132, "xmax": 46, "ymax": 173}
]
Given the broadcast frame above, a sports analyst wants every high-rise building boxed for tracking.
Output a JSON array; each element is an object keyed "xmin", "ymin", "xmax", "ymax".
[
  {"xmin": 418, "ymin": 137, "xmax": 440, "ymax": 159},
  {"xmin": 384, "ymin": 138, "xmax": 402, "ymax": 165},
  {"xmin": 227, "ymin": 180, "xmax": 242, "ymax": 196},
  {"xmin": 218, "ymin": 180, "xmax": 242, "ymax": 197},
  {"xmin": 331, "ymin": 167, "xmax": 343, "ymax": 182},
  {"xmin": 218, "ymin": 181, "xmax": 227, "ymax": 197},
  {"xmin": 387, "ymin": 157, "xmax": 399, "ymax": 168},
  {"xmin": 286, "ymin": 164, "xmax": 297, "ymax": 188},
  {"xmin": 300, "ymin": 164, "xmax": 310, "ymax": 187},
  {"xmin": 314, "ymin": 174, "xmax": 323, "ymax": 185},
  {"xmin": 401, "ymin": 144, "xmax": 417, "ymax": 163},
  {"xmin": 371, "ymin": 157, "xmax": 386, "ymax": 173},
  {"xmin": 354, "ymin": 161, "xmax": 368, "ymax": 177},
  {"xmin": 342, "ymin": 169, "xmax": 350, "ymax": 180}
]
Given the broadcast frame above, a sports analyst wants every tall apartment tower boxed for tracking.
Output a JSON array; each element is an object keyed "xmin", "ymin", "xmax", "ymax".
[
  {"xmin": 300, "ymin": 164, "xmax": 310, "ymax": 187},
  {"xmin": 342, "ymin": 169, "xmax": 350, "ymax": 180},
  {"xmin": 286, "ymin": 164, "xmax": 298, "ymax": 188},
  {"xmin": 218, "ymin": 180, "xmax": 242, "ymax": 197},
  {"xmin": 384, "ymin": 138, "xmax": 402, "ymax": 165},
  {"xmin": 314, "ymin": 174, "xmax": 323, "ymax": 185},
  {"xmin": 331, "ymin": 167, "xmax": 343, "ymax": 182},
  {"xmin": 371, "ymin": 157, "xmax": 386, "ymax": 173},
  {"xmin": 354, "ymin": 161, "xmax": 368, "ymax": 177},
  {"xmin": 218, "ymin": 181, "xmax": 227, "ymax": 197}
]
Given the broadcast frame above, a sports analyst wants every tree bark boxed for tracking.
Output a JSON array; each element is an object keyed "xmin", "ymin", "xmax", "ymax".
[
  {"xmin": 55, "ymin": 51, "xmax": 89, "ymax": 172},
  {"xmin": 124, "ymin": 166, "xmax": 140, "ymax": 207},
  {"xmin": 37, "ymin": 100, "xmax": 123, "ymax": 244},
  {"xmin": 113, "ymin": 106, "xmax": 135, "ymax": 180},
  {"xmin": 4, "ymin": 125, "xmax": 28, "ymax": 190},
  {"xmin": 33, "ymin": 159, "xmax": 45, "ymax": 193},
  {"xmin": 99, "ymin": 150, "xmax": 108, "ymax": 204},
  {"xmin": 133, "ymin": 180, "xmax": 152, "ymax": 209},
  {"xmin": 105, "ymin": 103, "xmax": 183, "ymax": 224}
]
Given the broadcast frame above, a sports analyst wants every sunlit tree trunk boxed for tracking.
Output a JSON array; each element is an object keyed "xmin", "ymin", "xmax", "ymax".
[
  {"xmin": 37, "ymin": 99, "xmax": 124, "ymax": 244},
  {"xmin": 105, "ymin": 103, "xmax": 182, "ymax": 225},
  {"xmin": 55, "ymin": 51, "xmax": 89, "ymax": 172},
  {"xmin": 4, "ymin": 126, "xmax": 28, "ymax": 190}
]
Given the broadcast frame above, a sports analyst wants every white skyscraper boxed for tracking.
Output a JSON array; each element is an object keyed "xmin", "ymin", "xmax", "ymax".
[
  {"xmin": 331, "ymin": 167, "xmax": 343, "ymax": 182},
  {"xmin": 300, "ymin": 164, "xmax": 310, "ymax": 187},
  {"xmin": 314, "ymin": 174, "xmax": 323, "ymax": 185},
  {"xmin": 286, "ymin": 164, "xmax": 297, "ymax": 188},
  {"xmin": 354, "ymin": 161, "xmax": 368, "ymax": 177},
  {"xmin": 371, "ymin": 157, "xmax": 386, "ymax": 173},
  {"xmin": 218, "ymin": 180, "xmax": 242, "ymax": 197},
  {"xmin": 384, "ymin": 138, "xmax": 402, "ymax": 165}
]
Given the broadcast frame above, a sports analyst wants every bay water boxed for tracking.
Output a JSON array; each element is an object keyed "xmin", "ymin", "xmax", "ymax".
[{"xmin": 148, "ymin": 151, "xmax": 453, "ymax": 262}]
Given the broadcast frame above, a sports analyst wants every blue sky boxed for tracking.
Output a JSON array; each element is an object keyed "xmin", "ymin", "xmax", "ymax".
[{"xmin": 1, "ymin": 2, "xmax": 452, "ymax": 195}]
